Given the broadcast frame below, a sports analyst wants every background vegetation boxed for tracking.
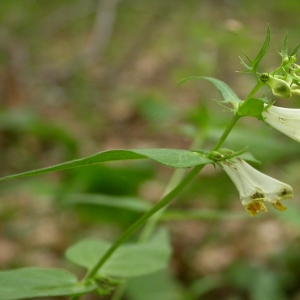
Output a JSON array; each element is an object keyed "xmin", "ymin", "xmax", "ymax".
[{"xmin": 1, "ymin": 1, "xmax": 300, "ymax": 299}]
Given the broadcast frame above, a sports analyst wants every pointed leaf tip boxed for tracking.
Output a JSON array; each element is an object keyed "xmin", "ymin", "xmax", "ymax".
[{"xmin": 0, "ymin": 149, "xmax": 212, "ymax": 181}]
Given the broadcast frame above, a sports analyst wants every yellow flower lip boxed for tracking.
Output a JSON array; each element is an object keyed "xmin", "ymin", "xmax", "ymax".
[
  {"xmin": 273, "ymin": 200, "xmax": 287, "ymax": 212},
  {"xmin": 245, "ymin": 200, "xmax": 287, "ymax": 216},
  {"xmin": 245, "ymin": 200, "xmax": 267, "ymax": 216}
]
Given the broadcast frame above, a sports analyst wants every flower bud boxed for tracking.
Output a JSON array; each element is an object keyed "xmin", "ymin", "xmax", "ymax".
[
  {"xmin": 260, "ymin": 73, "xmax": 291, "ymax": 98},
  {"xmin": 291, "ymin": 84, "xmax": 300, "ymax": 96},
  {"xmin": 206, "ymin": 151, "xmax": 224, "ymax": 161},
  {"xmin": 290, "ymin": 55, "xmax": 297, "ymax": 63},
  {"xmin": 282, "ymin": 55, "xmax": 297, "ymax": 66},
  {"xmin": 289, "ymin": 63, "xmax": 300, "ymax": 73}
]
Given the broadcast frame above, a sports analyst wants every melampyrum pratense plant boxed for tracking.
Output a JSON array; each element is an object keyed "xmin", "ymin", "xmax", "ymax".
[{"xmin": 0, "ymin": 26, "xmax": 300, "ymax": 300}]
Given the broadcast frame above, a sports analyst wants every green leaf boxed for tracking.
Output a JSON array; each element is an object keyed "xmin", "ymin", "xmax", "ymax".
[
  {"xmin": 63, "ymin": 194, "xmax": 151, "ymax": 213},
  {"xmin": 290, "ymin": 41, "xmax": 300, "ymax": 56},
  {"xmin": 65, "ymin": 229, "xmax": 172, "ymax": 278},
  {"xmin": 178, "ymin": 76, "xmax": 241, "ymax": 110},
  {"xmin": 0, "ymin": 267, "xmax": 97, "ymax": 300},
  {"xmin": 0, "ymin": 149, "xmax": 212, "ymax": 181},
  {"xmin": 241, "ymin": 25, "xmax": 270, "ymax": 75},
  {"xmin": 237, "ymin": 98, "xmax": 265, "ymax": 119},
  {"xmin": 252, "ymin": 25, "xmax": 271, "ymax": 73},
  {"xmin": 243, "ymin": 51, "xmax": 253, "ymax": 63},
  {"xmin": 281, "ymin": 33, "xmax": 288, "ymax": 58}
]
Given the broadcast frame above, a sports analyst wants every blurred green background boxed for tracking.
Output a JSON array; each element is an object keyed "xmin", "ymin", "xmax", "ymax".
[{"xmin": 1, "ymin": 1, "xmax": 300, "ymax": 299}]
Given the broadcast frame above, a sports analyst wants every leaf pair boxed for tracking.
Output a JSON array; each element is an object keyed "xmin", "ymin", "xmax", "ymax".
[{"xmin": 0, "ymin": 230, "xmax": 171, "ymax": 299}]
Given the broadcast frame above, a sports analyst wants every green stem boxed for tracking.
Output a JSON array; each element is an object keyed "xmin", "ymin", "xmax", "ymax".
[
  {"xmin": 211, "ymin": 114, "xmax": 240, "ymax": 151},
  {"xmin": 84, "ymin": 164, "xmax": 204, "ymax": 280},
  {"xmin": 211, "ymin": 81, "xmax": 263, "ymax": 151},
  {"xmin": 110, "ymin": 170, "xmax": 187, "ymax": 300},
  {"xmin": 245, "ymin": 81, "xmax": 264, "ymax": 101},
  {"xmin": 111, "ymin": 135, "xmax": 205, "ymax": 300},
  {"xmin": 139, "ymin": 133, "xmax": 205, "ymax": 242},
  {"xmin": 138, "ymin": 168, "xmax": 187, "ymax": 242}
]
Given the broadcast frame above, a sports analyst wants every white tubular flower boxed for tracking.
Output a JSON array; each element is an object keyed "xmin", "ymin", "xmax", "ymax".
[
  {"xmin": 262, "ymin": 105, "xmax": 300, "ymax": 142},
  {"xmin": 219, "ymin": 157, "xmax": 293, "ymax": 216}
]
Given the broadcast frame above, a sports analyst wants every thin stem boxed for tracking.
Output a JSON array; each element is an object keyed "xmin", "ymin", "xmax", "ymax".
[
  {"xmin": 138, "ymin": 167, "xmax": 188, "ymax": 242},
  {"xmin": 211, "ymin": 81, "xmax": 264, "ymax": 151},
  {"xmin": 245, "ymin": 81, "xmax": 264, "ymax": 101},
  {"xmin": 211, "ymin": 115, "xmax": 240, "ymax": 151},
  {"xmin": 138, "ymin": 133, "xmax": 205, "ymax": 242},
  {"xmin": 111, "ymin": 135, "xmax": 205, "ymax": 300},
  {"xmin": 84, "ymin": 164, "xmax": 204, "ymax": 280},
  {"xmin": 109, "ymin": 170, "xmax": 188, "ymax": 300}
]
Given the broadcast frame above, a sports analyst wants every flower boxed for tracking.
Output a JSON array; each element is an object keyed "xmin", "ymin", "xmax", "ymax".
[
  {"xmin": 219, "ymin": 157, "xmax": 293, "ymax": 216},
  {"xmin": 262, "ymin": 105, "xmax": 300, "ymax": 142}
]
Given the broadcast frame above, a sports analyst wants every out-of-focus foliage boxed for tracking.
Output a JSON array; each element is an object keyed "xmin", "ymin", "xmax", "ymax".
[{"xmin": 1, "ymin": 1, "xmax": 300, "ymax": 299}]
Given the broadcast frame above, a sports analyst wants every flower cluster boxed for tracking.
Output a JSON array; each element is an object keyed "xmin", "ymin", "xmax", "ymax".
[
  {"xmin": 215, "ymin": 48, "xmax": 300, "ymax": 216},
  {"xmin": 260, "ymin": 72, "xmax": 300, "ymax": 98},
  {"xmin": 215, "ymin": 94, "xmax": 300, "ymax": 216},
  {"xmin": 259, "ymin": 52, "xmax": 300, "ymax": 98}
]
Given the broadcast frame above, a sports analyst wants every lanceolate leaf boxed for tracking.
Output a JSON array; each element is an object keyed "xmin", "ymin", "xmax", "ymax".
[
  {"xmin": 252, "ymin": 25, "xmax": 271, "ymax": 73},
  {"xmin": 290, "ymin": 41, "xmax": 300, "ymax": 56},
  {"xmin": 66, "ymin": 229, "xmax": 172, "ymax": 278},
  {"xmin": 240, "ymin": 25, "xmax": 270, "ymax": 76},
  {"xmin": 178, "ymin": 76, "xmax": 241, "ymax": 110},
  {"xmin": 0, "ymin": 149, "xmax": 212, "ymax": 181},
  {"xmin": 281, "ymin": 33, "xmax": 288, "ymax": 58},
  {"xmin": 0, "ymin": 267, "xmax": 97, "ymax": 300}
]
